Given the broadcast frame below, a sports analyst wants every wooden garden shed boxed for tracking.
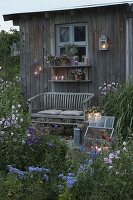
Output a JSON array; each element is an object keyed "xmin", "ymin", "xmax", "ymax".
[{"xmin": 3, "ymin": 0, "xmax": 133, "ymax": 101}]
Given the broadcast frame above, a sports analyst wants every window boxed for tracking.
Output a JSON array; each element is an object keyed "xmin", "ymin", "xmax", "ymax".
[{"xmin": 56, "ymin": 23, "xmax": 88, "ymax": 62}]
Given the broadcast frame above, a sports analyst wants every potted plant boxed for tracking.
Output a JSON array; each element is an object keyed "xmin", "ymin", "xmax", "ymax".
[
  {"xmin": 71, "ymin": 68, "xmax": 86, "ymax": 80},
  {"xmin": 44, "ymin": 55, "xmax": 56, "ymax": 65},
  {"xmin": 64, "ymin": 44, "xmax": 78, "ymax": 58},
  {"xmin": 56, "ymin": 55, "xmax": 70, "ymax": 65},
  {"xmin": 45, "ymin": 54, "xmax": 70, "ymax": 66}
]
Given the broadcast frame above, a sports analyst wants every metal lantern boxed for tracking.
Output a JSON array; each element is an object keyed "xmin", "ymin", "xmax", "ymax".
[
  {"xmin": 99, "ymin": 35, "xmax": 108, "ymax": 50},
  {"xmin": 11, "ymin": 42, "xmax": 20, "ymax": 56}
]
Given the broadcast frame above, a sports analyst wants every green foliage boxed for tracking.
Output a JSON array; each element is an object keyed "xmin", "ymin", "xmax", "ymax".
[
  {"xmin": 64, "ymin": 44, "xmax": 78, "ymax": 57},
  {"xmin": 0, "ymin": 79, "xmax": 30, "ymax": 171},
  {"xmin": 59, "ymin": 140, "xmax": 133, "ymax": 200},
  {"xmin": 0, "ymin": 29, "xmax": 20, "ymax": 81},
  {"xmin": 0, "ymin": 76, "xmax": 132, "ymax": 199},
  {"xmin": 0, "ymin": 132, "xmax": 68, "ymax": 199},
  {"xmin": 0, "ymin": 79, "xmax": 28, "ymax": 118},
  {"xmin": 103, "ymin": 83, "xmax": 133, "ymax": 139},
  {"xmin": 0, "ymin": 172, "xmax": 59, "ymax": 200}
]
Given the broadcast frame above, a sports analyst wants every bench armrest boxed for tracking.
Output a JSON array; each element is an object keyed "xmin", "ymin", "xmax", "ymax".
[
  {"xmin": 82, "ymin": 93, "xmax": 94, "ymax": 110},
  {"xmin": 27, "ymin": 93, "xmax": 46, "ymax": 111},
  {"xmin": 27, "ymin": 93, "xmax": 46, "ymax": 103}
]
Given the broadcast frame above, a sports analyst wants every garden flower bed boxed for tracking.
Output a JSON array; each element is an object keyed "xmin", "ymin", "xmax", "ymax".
[{"xmin": 0, "ymin": 78, "xmax": 133, "ymax": 199}]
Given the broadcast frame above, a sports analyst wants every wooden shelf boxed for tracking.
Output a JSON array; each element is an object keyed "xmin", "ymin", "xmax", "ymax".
[
  {"xmin": 49, "ymin": 80, "xmax": 92, "ymax": 82},
  {"xmin": 51, "ymin": 65, "xmax": 92, "ymax": 68},
  {"xmin": 50, "ymin": 63, "xmax": 92, "ymax": 92}
]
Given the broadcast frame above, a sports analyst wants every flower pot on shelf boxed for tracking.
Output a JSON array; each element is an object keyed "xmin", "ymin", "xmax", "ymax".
[
  {"xmin": 74, "ymin": 74, "xmax": 85, "ymax": 80},
  {"xmin": 60, "ymin": 60, "xmax": 70, "ymax": 66}
]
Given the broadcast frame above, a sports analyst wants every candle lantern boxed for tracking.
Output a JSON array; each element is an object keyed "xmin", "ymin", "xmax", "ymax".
[{"xmin": 99, "ymin": 35, "xmax": 108, "ymax": 50}]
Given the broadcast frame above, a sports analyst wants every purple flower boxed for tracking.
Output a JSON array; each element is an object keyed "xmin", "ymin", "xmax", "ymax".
[
  {"xmin": 90, "ymin": 149, "xmax": 100, "ymax": 159},
  {"xmin": 40, "ymin": 127, "xmax": 45, "ymax": 133},
  {"xmin": 66, "ymin": 177, "xmax": 77, "ymax": 188},
  {"xmin": 4, "ymin": 120, "xmax": 11, "ymax": 128},
  {"xmin": 7, "ymin": 165, "xmax": 25, "ymax": 178},
  {"xmin": 28, "ymin": 166, "xmax": 50, "ymax": 173},
  {"xmin": 68, "ymin": 173, "xmax": 75, "ymax": 177},
  {"xmin": 28, "ymin": 126, "xmax": 36, "ymax": 134},
  {"xmin": 27, "ymin": 138, "xmax": 38, "ymax": 145},
  {"xmin": 48, "ymin": 142, "xmax": 54, "ymax": 148},
  {"xmin": 51, "ymin": 124, "xmax": 59, "ymax": 128}
]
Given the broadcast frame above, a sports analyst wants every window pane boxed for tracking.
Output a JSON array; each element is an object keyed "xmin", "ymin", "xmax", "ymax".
[
  {"xmin": 74, "ymin": 26, "xmax": 86, "ymax": 42},
  {"xmin": 60, "ymin": 27, "xmax": 70, "ymax": 42},
  {"xmin": 77, "ymin": 47, "xmax": 86, "ymax": 62},
  {"xmin": 60, "ymin": 47, "xmax": 65, "ymax": 55}
]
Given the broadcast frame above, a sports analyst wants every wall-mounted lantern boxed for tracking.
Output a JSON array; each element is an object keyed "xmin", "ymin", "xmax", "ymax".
[
  {"xmin": 99, "ymin": 35, "xmax": 108, "ymax": 50},
  {"xmin": 11, "ymin": 42, "xmax": 20, "ymax": 56}
]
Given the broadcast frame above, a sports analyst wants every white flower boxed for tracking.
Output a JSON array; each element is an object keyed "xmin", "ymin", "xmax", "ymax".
[
  {"xmin": 12, "ymin": 114, "xmax": 16, "ymax": 120},
  {"xmin": 108, "ymin": 166, "xmax": 113, "ymax": 170},
  {"xmin": 0, "ymin": 131, "xmax": 5, "ymax": 135},
  {"xmin": 22, "ymin": 139, "xmax": 25, "ymax": 144},
  {"xmin": 2, "ymin": 117, "xmax": 5, "ymax": 121},
  {"xmin": 11, "ymin": 132, "xmax": 14, "ymax": 136},
  {"xmin": 112, "ymin": 82, "xmax": 115, "ymax": 85},
  {"xmin": 0, "ymin": 121, "xmax": 3, "ymax": 125},
  {"xmin": 16, "ymin": 114, "xmax": 20, "ymax": 117},
  {"xmin": 12, "ymin": 105, "xmax": 15, "ymax": 109},
  {"xmin": 15, "ymin": 110, "xmax": 18, "ymax": 113},
  {"xmin": 20, "ymin": 118, "xmax": 23, "ymax": 122},
  {"xmin": 122, "ymin": 147, "xmax": 127, "ymax": 151},
  {"xmin": 116, "ymin": 150, "xmax": 120, "ymax": 154},
  {"xmin": 27, "ymin": 134, "xmax": 31, "ymax": 137},
  {"xmin": 13, "ymin": 120, "xmax": 17, "ymax": 124},
  {"xmin": 114, "ymin": 154, "xmax": 120, "ymax": 159},
  {"xmin": 18, "ymin": 104, "xmax": 21, "ymax": 108},
  {"xmin": 123, "ymin": 141, "xmax": 127, "ymax": 146}
]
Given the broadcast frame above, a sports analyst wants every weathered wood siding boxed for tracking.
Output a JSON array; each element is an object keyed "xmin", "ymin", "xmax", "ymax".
[
  {"xmin": 126, "ymin": 13, "xmax": 133, "ymax": 81},
  {"xmin": 19, "ymin": 5, "xmax": 128, "ymax": 100}
]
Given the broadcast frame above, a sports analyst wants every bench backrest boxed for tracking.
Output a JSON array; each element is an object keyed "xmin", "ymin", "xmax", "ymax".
[{"xmin": 43, "ymin": 92, "xmax": 94, "ymax": 110}]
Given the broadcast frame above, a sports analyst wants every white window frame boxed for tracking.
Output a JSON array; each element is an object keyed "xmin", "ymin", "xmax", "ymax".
[{"xmin": 56, "ymin": 23, "xmax": 88, "ymax": 58}]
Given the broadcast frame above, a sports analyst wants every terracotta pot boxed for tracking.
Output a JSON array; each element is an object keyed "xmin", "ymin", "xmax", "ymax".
[
  {"xmin": 75, "ymin": 75, "xmax": 83, "ymax": 80},
  {"xmin": 74, "ymin": 74, "xmax": 86, "ymax": 80}
]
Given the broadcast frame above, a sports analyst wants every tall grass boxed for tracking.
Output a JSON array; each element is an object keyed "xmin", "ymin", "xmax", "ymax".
[{"xmin": 103, "ymin": 83, "xmax": 133, "ymax": 139}]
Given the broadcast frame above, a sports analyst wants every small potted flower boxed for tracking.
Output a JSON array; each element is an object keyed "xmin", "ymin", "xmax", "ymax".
[
  {"xmin": 44, "ymin": 55, "xmax": 56, "ymax": 65},
  {"xmin": 71, "ymin": 68, "xmax": 86, "ymax": 80},
  {"xmin": 57, "ymin": 55, "xmax": 71, "ymax": 65}
]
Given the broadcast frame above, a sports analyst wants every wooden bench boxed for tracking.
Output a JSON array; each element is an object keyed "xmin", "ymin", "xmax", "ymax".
[{"xmin": 28, "ymin": 92, "xmax": 94, "ymax": 125}]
